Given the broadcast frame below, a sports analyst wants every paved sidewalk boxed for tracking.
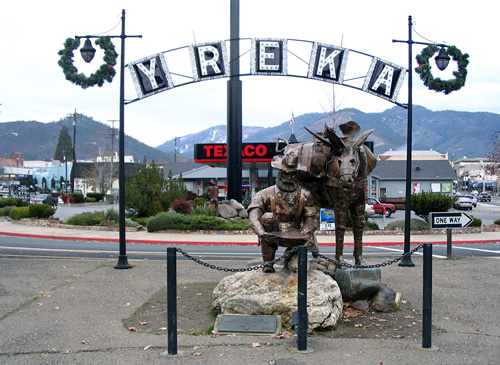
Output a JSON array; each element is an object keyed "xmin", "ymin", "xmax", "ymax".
[{"xmin": 1, "ymin": 255, "xmax": 500, "ymax": 363}]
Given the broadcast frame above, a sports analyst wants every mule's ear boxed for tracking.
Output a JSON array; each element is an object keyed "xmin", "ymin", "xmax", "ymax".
[
  {"xmin": 324, "ymin": 127, "xmax": 345, "ymax": 154},
  {"xmin": 304, "ymin": 127, "xmax": 331, "ymax": 147},
  {"xmin": 352, "ymin": 129, "xmax": 374, "ymax": 149}
]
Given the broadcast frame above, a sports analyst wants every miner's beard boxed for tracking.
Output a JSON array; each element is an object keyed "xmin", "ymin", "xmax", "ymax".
[{"xmin": 276, "ymin": 171, "xmax": 298, "ymax": 192}]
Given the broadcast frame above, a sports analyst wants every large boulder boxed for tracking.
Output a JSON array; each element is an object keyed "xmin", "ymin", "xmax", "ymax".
[
  {"xmin": 229, "ymin": 199, "xmax": 245, "ymax": 212},
  {"xmin": 212, "ymin": 268, "xmax": 343, "ymax": 332},
  {"xmin": 334, "ymin": 267, "xmax": 381, "ymax": 301},
  {"xmin": 217, "ymin": 204, "xmax": 238, "ymax": 219}
]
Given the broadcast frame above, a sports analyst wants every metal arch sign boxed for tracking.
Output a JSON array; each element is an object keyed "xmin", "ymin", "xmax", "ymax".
[{"xmin": 127, "ymin": 38, "xmax": 406, "ymax": 105}]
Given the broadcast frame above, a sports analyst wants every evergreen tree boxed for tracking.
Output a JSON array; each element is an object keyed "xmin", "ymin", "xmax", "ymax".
[
  {"xmin": 54, "ymin": 125, "xmax": 73, "ymax": 162},
  {"xmin": 125, "ymin": 163, "xmax": 188, "ymax": 217}
]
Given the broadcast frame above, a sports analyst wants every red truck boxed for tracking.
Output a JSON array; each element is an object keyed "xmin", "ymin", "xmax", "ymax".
[{"xmin": 366, "ymin": 197, "xmax": 396, "ymax": 217}]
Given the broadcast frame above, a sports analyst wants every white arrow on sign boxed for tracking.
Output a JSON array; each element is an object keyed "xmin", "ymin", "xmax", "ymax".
[{"xmin": 429, "ymin": 212, "xmax": 473, "ymax": 229}]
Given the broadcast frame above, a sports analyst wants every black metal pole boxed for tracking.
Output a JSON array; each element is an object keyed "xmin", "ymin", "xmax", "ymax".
[
  {"xmin": 71, "ymin": 110, "xmax": 76, "ymax": 193},
  {"xmin": 227, "ymin": 0, "xmax": 242, "ymax": 202},
  {"xmin": 400, "ymin": 15, "xmax": 415, "ymax": 267},
  {"xmin": 447, "ymin": 229, "xmax": 452, "ymax": 259},
  {"xmin": 422, "ymin": 243, "xmax": 433, "ymax": 348},
  {"xmin": 297, "ymin": 246, "xmax": 308, "ymax": 351},
  {"xmin": 167, "ymin": 247, "xmax": 178, "ymax": 355},
  {"xmin": 115, "ymin": 9, "xmax": 131, "ymax": 269}
]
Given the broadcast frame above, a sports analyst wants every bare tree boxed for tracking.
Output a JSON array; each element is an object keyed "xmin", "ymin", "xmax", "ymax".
[
  {"xmin": 486, "ymin": 130, "xmax": 500, "ymax": 178},
  {"xmin": 80, "ymin": 147, "xmax": 117, "ymax": 194}
]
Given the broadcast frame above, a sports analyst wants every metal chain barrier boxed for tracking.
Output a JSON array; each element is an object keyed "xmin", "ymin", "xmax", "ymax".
[
  {"xmin": 309, "ymin": 244, "xmax": 424, "ymax": 269},
  {"xmin": 174, "ymin": 244, "xmax": 424, "ymax": 271}
]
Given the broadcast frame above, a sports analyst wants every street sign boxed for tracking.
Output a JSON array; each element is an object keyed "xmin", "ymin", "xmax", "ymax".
[{"xmin": 429, "ymin": 212, "xmax": 473, "ymax": 229}]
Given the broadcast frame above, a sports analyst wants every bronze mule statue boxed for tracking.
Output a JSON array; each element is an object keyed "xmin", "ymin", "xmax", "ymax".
[{"xmin": 275, "ymin": 121, "xmax": 377, "ymax": 266}]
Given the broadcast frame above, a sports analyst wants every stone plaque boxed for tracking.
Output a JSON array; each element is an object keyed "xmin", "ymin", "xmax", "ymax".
[{"xmin": 214, "ymin": 314, "xmax": 281, "ymax": 336}]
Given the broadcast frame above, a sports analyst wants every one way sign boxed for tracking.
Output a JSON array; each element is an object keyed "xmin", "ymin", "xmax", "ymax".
[{"xmin": 429, "ymin": 212, "xmax": 473, "ymax": 229}]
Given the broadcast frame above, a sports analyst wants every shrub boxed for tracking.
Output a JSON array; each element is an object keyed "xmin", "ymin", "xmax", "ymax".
[
  {"xmin": 148, "ymin": 200, "xmax": 164, "ymax": 217},
  {"xmin": 0, "ymin": 206, "xmax": 13, "ymax": 216},
  {"xmin": 28, "ymin": 204, "xmax": 56, "ymax": 219},
  {"xmin": 9, "ymin": 207, "xmax": 30, "ymax": 220},
  {"xmin": 411, "ymin": 192, "xmax": 453, "ymax": 223},
  {"xmin": 494, "ymin": 218, "xmax": 500, "ymax": 225},
  {"xmin": 0, "ymin": 197, "xmax": 28, "ymax": 208},
  {"xmin": 469, "ymin": 215, "xmax": 482, "ymax": 227},
  {"xmin": 192, "ymin": 205, "xmax": 216, "ymax": 216},
  {"xmin": 101, "ymin": 209, "xmax": 119, "ymax": 225},
  {"xmin": 86, "ymin": 192, "xmax": 104, "ymax": 202},
  {"xmin": 170, "ymin": 198, "xmax": 193, "ymax": 214},
  {"xmin": 66, "ymin": 211, "xmax": 103, "ymax": 226},
  {"xmin": 146, "ymin": 212, "xmax": 250, "ymax": 232},
  {"xmin": 386, "ymin": 218, "xmax": 430, "ymax": 231},
  {"xmin": 84, "ymin": 197, "xmax": 97, "ymax": 203},
  {"xmin": 65, "ymin": 209, "xmax": 138, "ymax": 227},
  {"xmin": 365, "ymin": 220, "xmax": 379, "ymax": 230},
  {"xmin": 69, "ymin": 193, "xmax": 85, "ymax": 204},
  {"xmin": 192, "ymin": 197, "xmax": 207, "ymax": 208},
  {"xmin": 129, "ymin": 216, "xmax": 148, "ymax": 227}
]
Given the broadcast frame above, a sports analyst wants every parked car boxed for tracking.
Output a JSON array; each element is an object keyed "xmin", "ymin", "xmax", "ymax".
[
  {"xmin": 365, "ymin": 197, "xmax": 396, "ymax": 217},
  {"xmin": 365, "ymin": 204, "xmax": 375, "ymax": 216},
  {"xmin": 465, "ymin": 195, "xmax": 477, "ymax": 207},
  {"xmin": 30, "ymin": 194, "xmax": 58, "ymax": 207},
  {"xmin": 453, "ymin": 195, "xmax": 473, "ymax": 210},
  {"xmin": 477, "ymin": 192, "xmax": 492, "ymax": 202}
]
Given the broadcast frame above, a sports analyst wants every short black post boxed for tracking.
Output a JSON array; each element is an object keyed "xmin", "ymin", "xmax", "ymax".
[
  {"xmin": 422, "ymin": 243, "xmax": 432, "ymax": 348},
  {"xmin": 167, "ymin": 247, "xmax": 178, "ymax": 355},
  {"xmin": 297, "ymin": 246, "xmax": 308, "ymax": 351},
  {"xmin": 446, "ymin": 229, "xmax": 452, "ymax": 259}
]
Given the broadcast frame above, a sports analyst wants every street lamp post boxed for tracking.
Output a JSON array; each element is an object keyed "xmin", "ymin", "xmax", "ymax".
[
  {"xmin": 393, "ymin": 16, "xmax": 450, "ymax": 267},
  {"xmin": 75, "ymin": 9, "xmax": 141, "ymax": 269}
]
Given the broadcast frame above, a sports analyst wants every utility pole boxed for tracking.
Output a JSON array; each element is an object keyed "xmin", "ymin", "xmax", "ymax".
[
  {"xmin": 67, "ymin": 109, "xmax": 80, "ymax": 193},
  {"xmin": 108, "ymin": 120, "xmax": 119, "ymax": 195},
  {"xmin": 174, "ymin": 137, "xmax": 177, "ymax": 163},
  {"xmin": 108, "ymin": 120, "xmax": 118, "ymax": 164}
]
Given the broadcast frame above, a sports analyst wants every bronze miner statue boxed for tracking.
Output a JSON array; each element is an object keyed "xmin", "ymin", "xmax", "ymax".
[{"xmin": 248, "ymin": 149, "xmax": 318, "ymax": 273}]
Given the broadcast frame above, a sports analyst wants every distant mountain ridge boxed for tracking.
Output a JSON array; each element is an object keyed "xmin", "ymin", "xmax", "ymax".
[
  {"xmin": 156, "ymin": 106, "xmax": 500, "ymax": 159},
  {"xmin": 0, "ymin": 115, "xmax": 172, "ymax": 163},
  {"xmin": 1, "ymin": 106, "xmax": 498, "ymax": 162}
]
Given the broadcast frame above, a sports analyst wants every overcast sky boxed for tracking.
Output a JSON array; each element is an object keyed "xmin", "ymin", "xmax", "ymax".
[{"xmin": 1, "ymin": 1, "xmax": 499, "ymax": 148}]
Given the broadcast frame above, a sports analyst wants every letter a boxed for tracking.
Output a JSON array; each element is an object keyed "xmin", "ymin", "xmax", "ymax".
[{"xmin": 371, "ymin": 65, "xmax": 394, "ymax": 96}]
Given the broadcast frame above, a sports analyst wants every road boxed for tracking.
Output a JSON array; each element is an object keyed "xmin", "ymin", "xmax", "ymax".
[
  {"xmin": 1, "ymin": 198, "xmax": 496, "ymax": 262},
  {"xmin": 54, "ymin": 203, "xmax": 118, "ymax": 221},
  {"xmin": 1, "ymin": 234, "xmax": 499, "ymax": 263},
  {"xmin": 368, "ymin": 197, "xmax": 500, "ymax": 228}
]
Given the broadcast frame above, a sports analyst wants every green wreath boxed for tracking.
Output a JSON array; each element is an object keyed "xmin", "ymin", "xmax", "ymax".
[
  {"xmin": 415, "ymin": 45, "xmax": 469, "ymax": 95},
  {"xmin": 57, "ymin": 36, "xmax": 118, "ymax": 89}
]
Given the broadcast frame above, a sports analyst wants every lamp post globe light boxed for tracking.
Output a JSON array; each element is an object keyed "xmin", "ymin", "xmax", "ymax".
[
  {"xmin": 74, "ymin": 10, "xmax": 141, "ymax": 269},
  {"xmin": 435, "ymin": 47, "xmax": 450, "ymax": 71},
  {"xmin": 80, "ymin": 38, "xmax": 96, "ymax": 63},
  {"xmin": 393, "ymin": 16, "xmax": 452, "ymax": 267}
]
